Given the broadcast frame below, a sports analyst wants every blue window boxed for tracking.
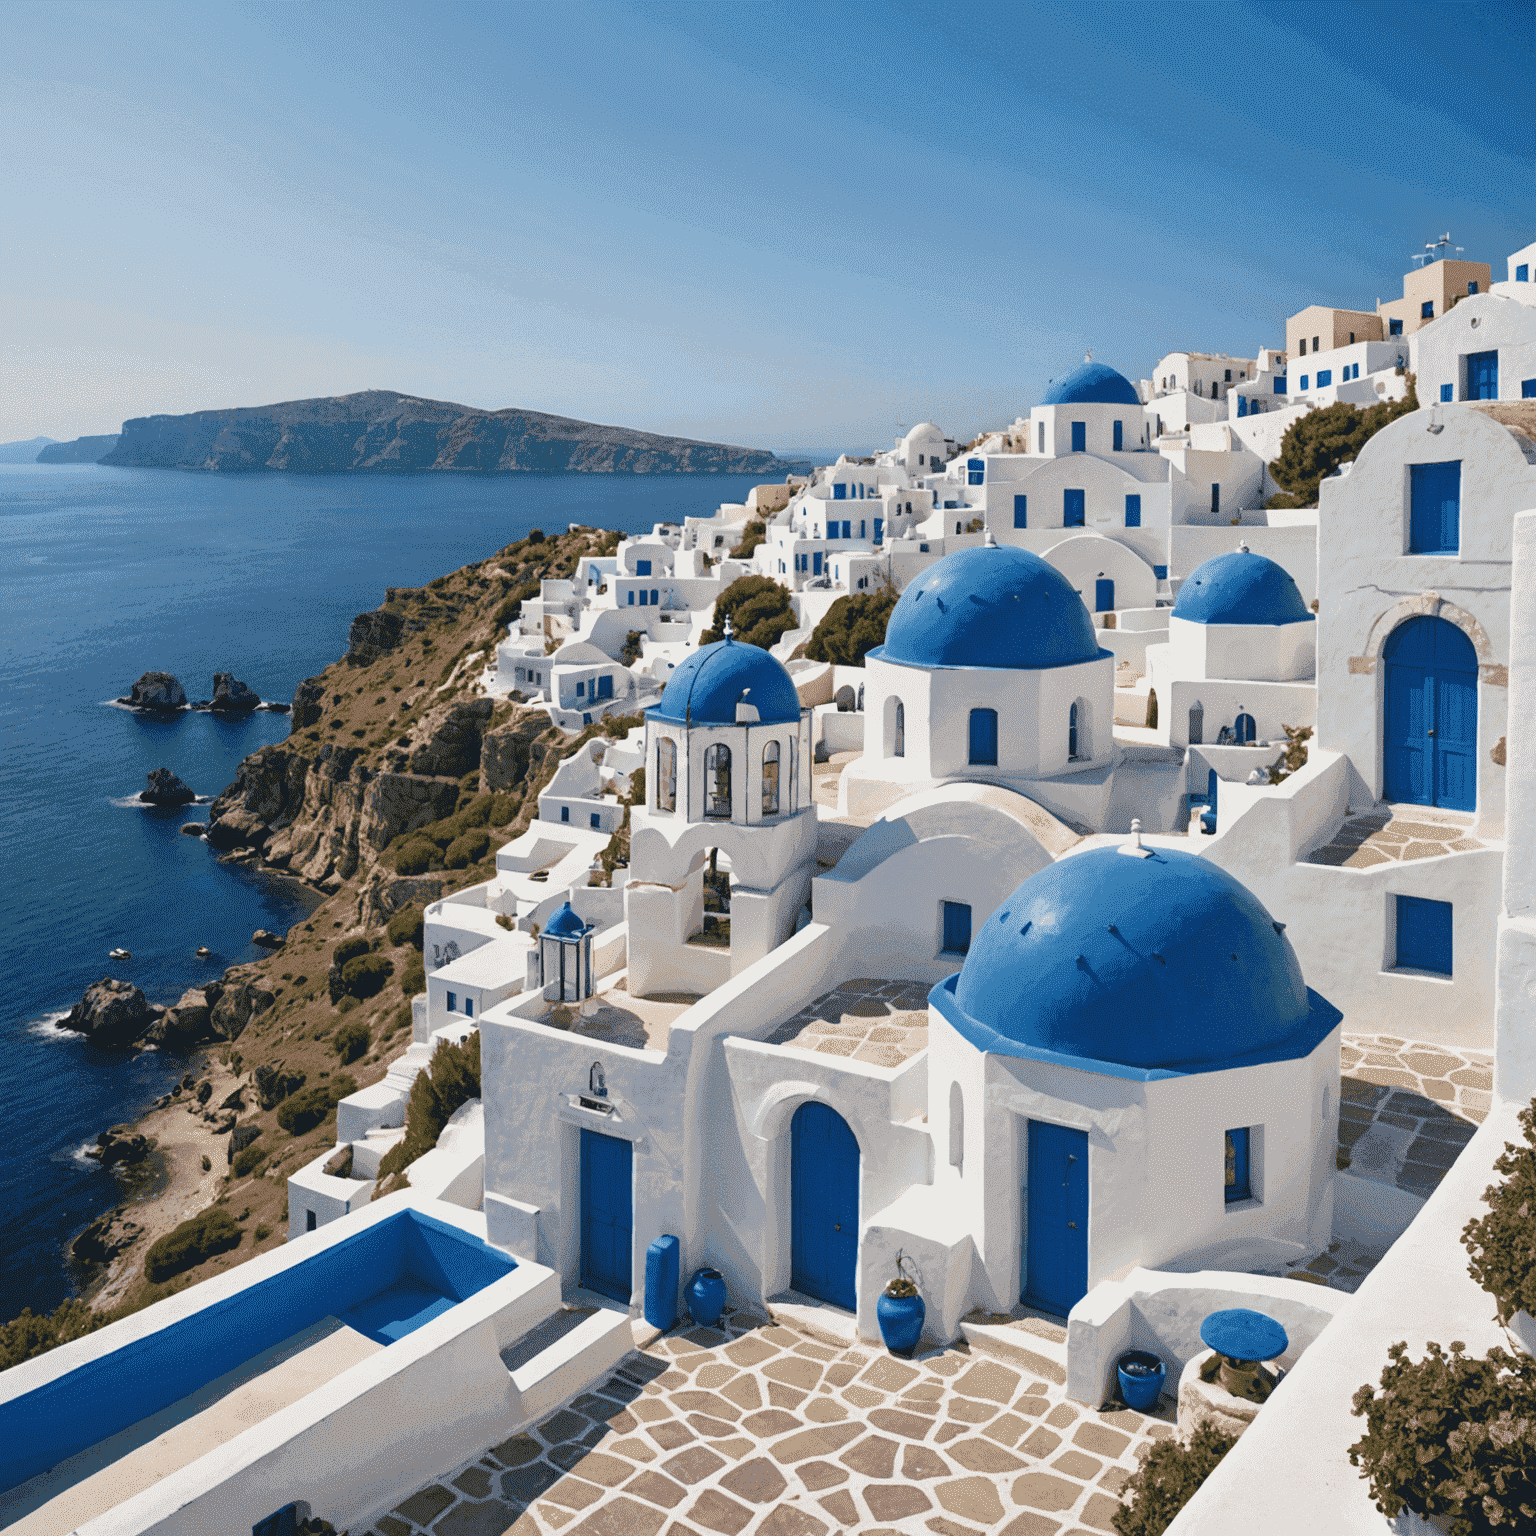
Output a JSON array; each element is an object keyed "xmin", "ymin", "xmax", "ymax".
[
  {"xmin": 561, "ymin": 806, "xmax": 569, "ymax": 823},
  {"xmin": 968, "ymin": 708, "xmax": 998, "ymax": 765},
  {"xmin": 1396, "ymin": 895, "xmax": 1453, "ymax": 975},
  {"xmin": 1070, "ymin": 422, "xmax": 1086, "ymax": 453},
  {"xmin": 812, "ymin": 552, "xmax": 823, "ymax": 576},
  {"xmin": 860, "ymin": 520, "xmax": 866, "ymax": 538},
  {"xmin": 1518, "ymin": 265, "xmax": 1530, "ymax": 283},
  {"xmin": 651, "ymin": 589, "xmax": 659, "ymax": 605},
  {"xmin": 464, "ymin": 996, "xmax": 473, "ymax": 1019},
  {"xmin": 1225, "ymin": 1128, "xmax": 1251, "ymax": 1203},
  {"xmin": 968, "ymin": 458, "xmax": 985, "ymax": 485},
  {"xmin": 447, "ymin": 991, "xmax": 457, "ymax": 1012},
  {"xmin": 942, "ymin": 901, "xmax": 972, "ymax": 955},
  {"xmin": 1013, "ymin": 494, "xmax": 1027, "ymax": 529},
  {"xmin": 1316, "ymin": 369, "xmax": 1332, "ymax": 387},
  {"xmin": 1063, "ymin": 489, "xmax": 1085, "ymax": 527},
  {"xmin": 843, "ymin": 521, "xmax": 853, "ymax": 539},
  {"xmin": 1273, "ymin": 375, "xmax": 1287, "ymax": 392},
  {"xmin": 627, "ymin": 590, "xmax": 635, "ymax": 605},
  {"xmin": 1154, "ymin": 564, "xmax": 1168, "ymax": 580},
  {"xmin": 597, "ymin": 674, "xmax": 613, "ymax": 699},
  {"xmin": 1468, "ymin": 281, "xmax": 1478, "ymax": 295},
  {"xmin": 1523, "ymin": 380, "xmax": 1536, "ymax": 399},
  {"xmin": 576, "ymin": 680, "xmax": 585, "ymax": 697},
  {"xmin": 582, "ymin": 712, "xmax": 591, "ymax": 725},
  {"xmin": 1237, "ymin": 397, "xmax": 1247, "ymax": 417},
  {"xmin": 1124, "ymin": 494, "xmax": 1141, "ymax": 527},
  {"xmin": 1466, "ymin": 350, "xmax": 1498, "ymax": 400},
  {"xmin": 1299, "ymin": 374, "xmax": 1308, "ymax": 391},
  {"xmin": 1409, "ymin": 460, "xmax": 1460, "ymax": 554},
  {"xmin": 874, "ymin": 518, "xmax": 883, "ymax": 542},
  {"xmin": 1210, "ymin": 483, "xmax": 1220, "ymax": 514},
  {"xmin": 1440, "ymin": 383, "xmax": 1453, "ymax": 403},
  {"xmin": 1095, "ymin": 578, "xmax": 1115, "ymax": 612},
  {"xmin": 1068, "ymin": 701, "xmax": 1079, "ymax": 759},
  {"xmin": 1422, "ymin": 300, "xmax": 1434, "ymax": 319},
  {"xmin": 1113, "ymin": 420, "xmax": 1123, "ymax": 451},
  {"xmin": 636, "ymin": 559, "xmax": 651, "ymax": 576},
  {"xmin": 590, "ymin": 812, "xmax": 600, "ymax": 829},
  {"xmin": 833, "ymin": 482, "xmax": 846, "ymax": 500},
  {"xmin": 1389, "ymin": 318, "xmax": 1403, "ymax": 336}
]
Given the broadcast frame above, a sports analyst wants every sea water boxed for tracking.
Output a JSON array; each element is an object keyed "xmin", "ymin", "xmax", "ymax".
[{"xmin": 0, "ymin": 462, "xmax": 768, "ymax": 1319}]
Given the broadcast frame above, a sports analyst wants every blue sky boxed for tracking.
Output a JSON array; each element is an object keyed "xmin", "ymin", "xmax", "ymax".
[{"xmin": 2, "ymin": 0, "xmax": 1530, "ymax": 455}]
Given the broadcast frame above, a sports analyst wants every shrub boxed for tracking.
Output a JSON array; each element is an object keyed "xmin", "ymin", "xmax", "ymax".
[
  {"xmin": 387, "ymin": 905, "xmax": 425, "ymax": 949},
  {"xmin": 1463, "ymin": 1097, "xmax": 1536, "ymax": 1324},
  {"xmin": 1267, "ymin": 723, "xmax": 1312, "ymax": 785},
  {"xmin": 376, "ymin": 1033, "xmax": 481, "ymax": 1182},
  {"xmin": 0, "ymin": 1298, "xmax": 108, "ymax": 1370},
  {"xmin": 699, "ymin": 575, "xmax": 798, "ymax": 651},
  {"xmin": 393, "ymin": 836, "xmax": 437, "ymax": 875},
  {"xmin": 446, "ymin": 828, "xmax": 491, "ymax": 868},
  {"xmin": 144, "ymin": 1208, "xmax": 243, "ymax": 1282},
  {"xmin": 332, "ymin": 936, "xmax": 371, "ymax": 969},
  {"xmin": 277, "ymin": 1075, "xmax": 357, "ymax": 1135},
  {"xmin": 341, "ymin": 953, "xmax": 392, "ymax": 998},
  {"xmin": 335, "ymin": 993, "xmax": 359, "ymax": 1013},
  {"xmin": 231, "ymin": 1144, "xmax": 267, "ymax": 1179},
  {"xmin": 254, "ymin": 1223, "xmax": 272, "ymax": 1241},
  {"xmin": 1112, "ymin": 1422, "xmax": 1237, "ymax": 1536},
  {"xmin": 734, "ymin": 519, "xmax": 767, "ymax": 560},
  {"xmin": 488, "ymin": 791, "xmax": 518, "ymax": 824},
  {"xmin": 334, "ymin": 1018, "xmax": 370, "ymax": 1064},
  {"xmin": 400, "ymin": 954, "xmax": 426, "ymax": 995},
  {"xmin": 806, "ymin": 587, "xmax": 899, "ymax": 667},
  {"xmin": 1266, "ymin": 373, "xmax": 1418, "ymax": 508},
  {"xmin": 1350, "ymin": 1340, "xmax": 1536, "ymax": 1534},
  {"xmin": 620, "ymin": 628, "xmax": 645, "ymax": 667},
  {"xmin": 200, "ymin": 1154, "xmax": 211, "ymax": 1172}
]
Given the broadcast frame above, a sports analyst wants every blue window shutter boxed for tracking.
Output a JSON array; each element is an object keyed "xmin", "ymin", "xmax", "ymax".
[
  {"xmin": 1396, "ymin": 895, "xmax": 1453, "ymax": 975},
  {"xmin": 1440, "ymin": 383, "xmax": 1453, "ymax": 402},
  {"xmin": 1518, "ymin": 265, "xmax": 1530, "ymax": 282},
  {"xmin": 1014, "ymin": 494, "xmax": 1027, "ymax": 529},
  {"xmin": 1317, "ymin": 369, "xmax": 1332, "ymax": 387},
  {"xmin": 1211, "ymin": 483, "xmax": 1220, "ymax": 514},
  {"xmin": 561, "ymin": 807, "xmax": 569, "ymax": 822},
  {"xmin": 627, "ymin": 590, "xmax": 635, "ymax": 605},
  {"xmin": 968, "ymin": 708, "xmax": 998, "ymax": 765},
  {"xmin": 1225, "ymin": 1129, "xmax": 1251, "ymax": 1202},
  {"xmin": 1154, "ymin": 564, "xmax": 1168, "ymax": 580},
  {"xmin": 1124, "ymin": 495, "xmax": 1141, "ymax": 527},
  {"xmin": 833, "ymin": 482, "xmax": 845, "ymax": 500},
  {"xmin": 1390, "ymin": 318, "xmax": 1403, "ymax": 336},
  {"xmin": 1238, "ymin": 397, "xmax": 1247, "ymax": 417},
  {"xmin": 1274, "ymin": 375, "xmax": 1286, "ymax": 392},
  {"xmin": 1113, "ymin": 420, "xmax": 1123, "ymax": 451},
  {"xmin": 942, "ymin": 901, "xmax": 972, "ymax": 955},
  {"xmin": 1064, "ymin": 489, "xmax": 1085, "ymax": 527},
  {"xmin": 1422, "ymin": 301, "xmax": 1434, "ymax": 318},
  {"xmin": 1523, "ymin": 379, "xmax": 1536, "ymax": 399},
  {"xmin": 860, "ymin": 520, "xmax": 866, "ymax": 538},
  {"xmin": 652, "ymin": 589, "xmax": 659, "ymax": 604},
  {"xmin": 813, "ymin": 552, "xmax": 823, "ymax": 575},
  {"xmin": 1300, "ymin": 375, "xmax": 1308, "ymax": 391},
  {"xmin": 874, "ymin": 518, "xmax": 883, "ymax": 541},
  {"xmin": 1071, "ymin": 422, "xmax": 1086, "ymax": 453},
  {"xmin": 591, "ymin": 813, "xmax": 600, "ymax": 828},
  {"xmin": 1409, "ymin": 461, "xmax": 1460, "ymax": 553},
  {"xmin": 447, "ymin": 991, "xmax": 456, "ymax": 1012},
  {"xmin": 636, "ymin": 560, "xmax": 651, "ymax": 576}
]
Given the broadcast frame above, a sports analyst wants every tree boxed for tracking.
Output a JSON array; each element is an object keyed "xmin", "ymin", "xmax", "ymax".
[
  {"xmin": 806, "ymin": 588, "xmax": 899, "ymax": 667},
  {"xmin": 1267, "ymin": 374, "xmax": 1418, "ymax": 508},
  {"xmin": 700, "ymin": 576, "xmax": 798, "ymax": 651}
]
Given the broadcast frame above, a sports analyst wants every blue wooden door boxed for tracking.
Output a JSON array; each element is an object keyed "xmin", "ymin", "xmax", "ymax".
[
  {"xmin": 791, "ymin": 1102, "xmax": 859, "ymax": 1310},
  {"xmin": 968, "ymin": 708, "xmax": 998, "ymax": 765},
  {"xmin": 1024, "ymin": 1120, "xmax": 1088, "ymax": 1315},
  {"xmin": 1095, "ymin": 579, "xmax": 1115, "ymax": 612},
  {"xmin": 581, "ymin": 1129, "xmax": 633, "ymax": 1303},
  {"xmin": 1064, "ymin": 489, "xmax": 1086, "ymax": 527},
  {"xmin": 1467, "ymin": 350, "xmax": 1498, "ymax": 400},
  {"xmin": 1384, "ymin": 617, "xmax": 1477, "ymax": 812}
]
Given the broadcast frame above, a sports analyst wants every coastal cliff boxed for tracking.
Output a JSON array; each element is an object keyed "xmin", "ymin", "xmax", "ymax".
[
  {"xmin": 36, "ymin": 434, "xmax": 120, "ymax": 463},
  {"xmin": 102, "ymin": 389, "xmax": 796, "ymax": 474}
]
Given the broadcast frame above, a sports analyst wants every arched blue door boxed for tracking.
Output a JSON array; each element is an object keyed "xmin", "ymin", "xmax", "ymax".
[
  {"xmin": 1234, "ymin": 712, "xmax": 1255, "ymax": 745},
  {"xmin": 791, "ymin": 1102, "xmax": 859, "ymax": 1310},
  {"xmin": 1384, "ymin": 617, "xmax": 1477, "ymax": 812}
]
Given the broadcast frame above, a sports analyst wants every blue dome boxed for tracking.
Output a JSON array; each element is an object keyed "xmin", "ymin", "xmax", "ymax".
[
  {"xmin": 939, "ymin": 847, "xmax": 1339, "ymax": 1075},
  {"xmin": 872, "ymin": 546, "xmax": 1103, "ymax": 671},
  {"xmin": 650, "ymin": 639, "xmax": 802, "ymax": 726},
  {"xmin": 544, "ymin": 901, "xmax": 587, "ymax": 938},
  {"xmin": 1173, "ymin": 551, "xmax": 1313, "ymax": 626},
  {"xmin": 1041, "ymin": 362, "xmax": 1142, "ymax": 407}
]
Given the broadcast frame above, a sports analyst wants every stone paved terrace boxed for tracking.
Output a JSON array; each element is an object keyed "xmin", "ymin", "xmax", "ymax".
[
  {"xmin": 1304, "ymin": 806, "xmax": 1484, "ymax": 867},
  {"xmin": 763, "ymin": 980, "xmax": 932, "ymax": 1069},
  {"xmin": 366, "ymin": 1308, "xmax": 1175, "ymax": 1536},
  {"xmin": 547, "ymin": 987, "xmax": 700, "ymax": 1052}
]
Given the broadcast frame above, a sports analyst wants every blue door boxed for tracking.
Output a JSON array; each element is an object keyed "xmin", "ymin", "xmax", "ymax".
[
  {"xmin": 1095, "ymin": 579, "xmax": 1115, "ymax": 612},
  {"xmin": 1467, "ymin": 350, "xmax": 1498, "ymax": 400},
  {"xmin": 1064, "ymin": 489, "xmax": 1085, "ymax": 527},
  {"xmin": 791, "ymin": 1102, "xmax": 859, "ymax": 1310},
  {"xmin": 1070, "ymin": 422, "xmax": 1086, "ymax": 452},
  {"xmin": 942, "ymin": 901, "xmax": 972, "ymax": 955},
  {"xmin": 1124, "ymin": 494, "xmax": 1140, "ymax": 527},
  {"xmin": 968, "ymin": 707, "xmax": 998, "ymax": 765},
  {"xmin": 580, "ymin": 1129, "xmax": 633, "ymax": 1303},
  {"xmin": 1024, "ymin": 1120, "xmax": 1088, "ymax": 1315},
  {"xmin": 1234, "ymin": 711, "xmax": 1255, "ymax": 745},
  {"xmin": 1013, "ymin": 494, "xmax": 1027, "ymax": 529},
  {"xmin": 1384, "ymin": 616, "xmax": 1477, "ymax": 812},
  {"xmin": 812, "ymin": 552, "xmax": 823, "ymax": 576}
]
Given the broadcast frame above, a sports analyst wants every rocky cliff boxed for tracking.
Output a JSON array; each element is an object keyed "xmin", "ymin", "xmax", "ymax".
[
  {"xmin": 36, "ymin": 434, "xmax": 120, "ymax": 463},
  {"xmin": 102, "ymin": 390, "xmax": 796, "ymax": 475}
]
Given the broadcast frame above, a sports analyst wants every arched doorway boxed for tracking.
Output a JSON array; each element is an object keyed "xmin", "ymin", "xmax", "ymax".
[
  {"xmin": 1383, "ymin": 616, "xmax": 1477, "ymax": 812},
  {"xmin": 790, "ymin": 1102, "xmax": 859, "ymax": 1310}
]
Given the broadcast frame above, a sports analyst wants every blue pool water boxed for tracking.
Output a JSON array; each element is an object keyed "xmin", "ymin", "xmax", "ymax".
[{"xmin": 0, "ymin": 461, "xmax": 767, "ymax": 1322}]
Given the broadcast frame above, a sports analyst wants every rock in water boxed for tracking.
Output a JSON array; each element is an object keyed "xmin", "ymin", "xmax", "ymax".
[
  {"xmin": 151, "ymin": 986, "xmax": 213, "ymax": 1047},
  {"xmin": 140, "ymin": 767, "xmax": 196, "ymax": 805},
  {"xmin": 209, "ymin": 673, "xmax": 261, "ymax": 712},
  {"xmin": 87, "ymin": 1125, "xmax": 151, "ymax": 1167},
  {"xmin": 60, "ymin": 978, "xmax": 155, "ymax": 1045},
  {"xmin": 180, "ymin": 822, "xmax": 206, "ymax": 837},
  {"xmin": 251, "ymin": 928, "xmax": 284, "ymax": 949},
  {"xmin": 126, "ymin": 671, "xmax": 186, "ymax": 710}
]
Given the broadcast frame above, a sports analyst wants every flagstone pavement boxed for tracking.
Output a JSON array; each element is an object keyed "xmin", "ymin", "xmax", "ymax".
[{"xmin": 366, "ymin": 1309, "xmax": 1175, "ymax": 1536}]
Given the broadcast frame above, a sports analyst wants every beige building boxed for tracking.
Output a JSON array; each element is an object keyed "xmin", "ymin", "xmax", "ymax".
[
  {"xmin": 1287, "ymin": 305, "xmax": 1381, "ymax": 361},
  {"xmin": 1377, "ymin": 258, "xmax": 1492, "ymax": 339}
]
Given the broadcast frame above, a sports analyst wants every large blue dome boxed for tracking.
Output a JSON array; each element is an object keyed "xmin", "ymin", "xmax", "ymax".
[
  {"xmin": 1173, "ymin": 550, "xmax": 1313, "ymax": 626},
  {"xmin": 872, "ymin": 546, "xmax": 1104, "ymax": 671},
  {"xmin": 650, "ymin": 639, "xmax": 802, "ymax": 726},
  {"xmin": 1041, "ymin": 362, "xmax": 1142, "ymax": 407},
  {"xmin": 936, "ymin": 847, "xmax": 1339, "ymax": 1075}
]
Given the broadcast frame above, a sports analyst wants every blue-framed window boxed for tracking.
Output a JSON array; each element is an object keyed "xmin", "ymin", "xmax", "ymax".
[
  {"xmin": 1299, "ymin": 374, "xmax": 1309, "ymax": 391},
  {"xmin": 1063, "ymin": 489, "xmax": 1085, "ymax": 527},
  {"xmin": 860, "ymin": 520, "xmax": 866, "ymax": 538},
  {"xmin": 874, "ymin": 518, "xmax": 883, "ymax": 542},
  {"xmin": 1013, "ymin": 494, "xmax": 1027, "ymax": 529},
  {"xmin": 576, "ymin": 680, "xmax": 585, "ymax": 697},
  {"xmin": 590, "ymin": 812, "xmax": 600, "ymax": 829},
  {"xmin": 1422, "ymin": 300, "xmax": 1434, "ymax": 319},
  {"xmin": 597, "ymin": 674, "xmax": 613, "ymax": 699},
  {"xmin": 1225, "ymin": 1128, "xmax": 1251, "ymax": 1203},
  {"xmin": 1071, "ymin": 422, "xmax": 1086, "ymax": 453},
  {"xmin": 1273, "ymin": 375, "xmax": 1287, "ymax": 392},
  {"xmin": 1440, "ymin": 383, "xmax": 1454, "ymax": 402},
  {"xmin": 1468, "ymin": 281, "xmax": 1478, "ymax": 295},
  {"xmin": 1389, "ymin": 318, "xmax": 1404, "ymax": 336},
  {"xmin": 968, "ymin": 708, "xmax": 998, "ymax": 765},
  {"xmin": 627, "ymin": 590, "xmax": 635, "ymax": 605},
  {"xmin": 968, "ymin": 458, "xmax": 985, "ymax": 485},
  {"xmin": 1113, "ymin": 420, "xmax": 1123, "ymax": 451},
  {"xmin": 1210, "ymin": 483, "xmax": 1220, "ymax": 514},
  {"xmin": 464, "ymin": 996, "xmax": 474, "ymax": 1019},
  {"xmin": 812, "ymin": 552, "xmax": 823, "ymax": 575},
  {"xmin": 1409, "ymin": 460, "xmax": 1460, "ymax": 554},
  {"xmin": 447, "ymin": 991, "xmax": 458, "ymax": 1012},
  {"xmin": 1523, "ymin": 379, "xmax": 1536, "ymax": 399},
  {"xmin": 1396, "ymin": 895, "xmax": 1452, "ymax": 975},
  {"xmin": 636, "ymin": 559, "xmax": 651, "ymax": 576},
  {"xmin": 832, "ymin": 482, "xmax": 846, "ymax": 500},
  {"xmin": 1154, "ymin": 564, "xmax": 1168, "ymax": 580},
  {"xmin": 1125, "ymin": 494, "xmax": 1141, "ymax": 527},
  {"xmin": 1317, "ymin": 369, "xmax": 1332, "ymax": 387},
  {"xmin": 1518, "ymin": 264, "xmax": 1530, "ymax": 283},
  {"xmin": 942, "ymin": 901, "xmax": 972, "ymax": 956},
  {"xmin": 560, "ymin": 806, "xmax": 569, "ymax": 823},
  {"xmin": 1238, "ymin": 397, "xmax": 1247, "ymax": 417}
]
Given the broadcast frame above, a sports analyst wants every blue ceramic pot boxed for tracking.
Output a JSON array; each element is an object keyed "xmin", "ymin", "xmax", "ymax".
[
  {"xmin": 685, "ymin": 1267, "xmax": 727, "ymax": 1328},
  {"xmin": 1117, "ymin": 1350, "xmax": 1166, "ymax": 1412},
  {"xmin": 877, "ymin": 1289, "xmax": 925, "ymax": 1353}
]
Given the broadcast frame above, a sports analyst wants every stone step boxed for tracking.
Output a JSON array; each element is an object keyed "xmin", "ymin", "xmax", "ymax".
[
  {"xmin": 959, "ymin": 1309, "xmax": 1069, "ymax": 1385},
  {"xmin": 766, "ymin": 1291, "xmax": 861, "ymax": 1349},
  {"xmin": 501, "ymin": 1305, "xmax": 633, "ymax": 1428}
]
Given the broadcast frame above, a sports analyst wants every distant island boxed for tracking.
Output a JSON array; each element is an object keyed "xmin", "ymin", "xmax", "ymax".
[
  {"xmin": 96, "ymin": 390, "xmax": 803, "ymax": 475},
  {"xmin": 0, "ymin": 435, "xmax": 59, "ymax": 464},
  {"xmin": 37, "ymin": 434, "xmax": 121, "ymax": 463}
]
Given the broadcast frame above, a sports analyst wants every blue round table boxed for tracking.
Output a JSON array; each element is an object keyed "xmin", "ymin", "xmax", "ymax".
[{"xmin": 1200, "ymin": 1308, "xmax": 1289, "ymax": 1401}]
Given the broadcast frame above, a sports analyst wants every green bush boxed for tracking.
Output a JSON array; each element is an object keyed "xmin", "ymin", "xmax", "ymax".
[
  {"xmin": 333, "ymin": 1018, "xmax": 371, "ymax": 1063},
  {"xmin": 393, "ymin": 836, "xmax": 437, "ymax": 875},
  {"xmin": 1112, "ymin": 1422, "xmax": 1237, "ymax": 1536},
  {"xmin": 446, "ymin": 829, "xmax": 491, "ymax": 868},
  {"xmin": 387, "ymin": 905, "xmax": 425, "ymax": 949},
  {"xmin": 733, "ymin": 519, "xmax": 767, "ymax": 560},
  {"xmin": 0, "ymin": 1298, "xmax": 108, "ymax": 1370},
  {"xmin": 376, "ymin": 1033, "xmax": 481, "ymax": 1182},
  {"xmin": 1267, "ymin": 374, "xmax": 1418, "ymax": 508},
  {"xmin": 699, "ymin": 575, "xmax": 798, "ymax": 651},
  {"xmin": 341, "ymin": 953, "xmax": 392, "ymax": 998},
  {"xmin": 332, "ymin": 936, "xmax": 371, "ymax": 969},
  {"xmin": 277, "ymin": 1075, "xmax": 357, "ymax": 1136},
  {"xmin": 144, "ymin": 1208, "xmax": 244, "ymax": 1283},
  {"xmin": 335, "ymin": 993, "xmax": 359, "ymax": 1013},
  {"xmin": 1350, "ymin": 1340, "xmax": 1536, "ymax": 1534},
  {"xmin": 231, "ymin": 1144, "xmax": 267, "ymax": 1179},
  {"xmin": 620, "ymin": 629, "xmax": 644, "ymax": 667},
  {"xmin": 806, "ymin": 587, "xmax": 899, "ymax": 667},
  {"xmin": 1462, "ymin": 1096, "xmax": 1536, "ymax": 1323},
  {"xmin": 400, "ymin": 954, "xmax": 426, "ymax": 995}
]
